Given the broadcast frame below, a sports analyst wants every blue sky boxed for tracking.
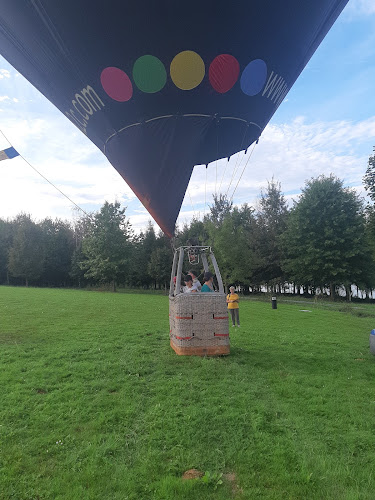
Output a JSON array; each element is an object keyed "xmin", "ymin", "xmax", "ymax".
[{"xmin": 1, "ymin": 0, "xmax": 375, "ymax": 233}]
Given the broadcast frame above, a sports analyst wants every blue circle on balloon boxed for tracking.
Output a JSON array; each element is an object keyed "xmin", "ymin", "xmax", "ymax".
[{"xmin": 240, "ymin": 59, "xmax": 268, "ymax": 96}]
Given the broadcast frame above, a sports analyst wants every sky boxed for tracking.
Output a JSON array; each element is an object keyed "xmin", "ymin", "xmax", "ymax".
[{"xmin": 1, "ymin": 0, "xmax": 375, "ymax": 234}]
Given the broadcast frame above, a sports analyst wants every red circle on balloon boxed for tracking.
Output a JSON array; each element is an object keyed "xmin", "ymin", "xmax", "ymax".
[
  {"xmin": 209, "ymin": 54, "xmax": 240, "ymax": 94},
  {"xmin": 100, "ymin": 67, "xmax": 133, "ymax": 102}
]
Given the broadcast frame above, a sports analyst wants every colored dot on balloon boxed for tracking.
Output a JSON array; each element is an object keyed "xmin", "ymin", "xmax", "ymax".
[
  {"xmin": 133, "ymin": 55, "xmax": 167, "ymax": 93},
  {"xmin": 100, "ymin": 67, "xmax": 133, "ymax": 102},
  {"xmin": 209, "ymin": 54, "xmax": 240, "ymax": 94},
  {"xmin": 170, "ymin": 51, "xmax": 205, "ymax": 90},
  {"xmin": 240, "ymin": 59, "xmax": 268, "ymax": 96}
]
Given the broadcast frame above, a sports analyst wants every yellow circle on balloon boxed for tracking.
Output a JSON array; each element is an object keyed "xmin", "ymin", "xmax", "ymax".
[{"xmin": 170, "ymin": 51, "xmax": 205, "ymax": 90}]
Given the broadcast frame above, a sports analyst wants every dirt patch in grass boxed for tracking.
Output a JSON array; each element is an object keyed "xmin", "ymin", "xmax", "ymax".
[{"xmin": 182, "ymin": 469, "xmax": 203, "ymax": 480}]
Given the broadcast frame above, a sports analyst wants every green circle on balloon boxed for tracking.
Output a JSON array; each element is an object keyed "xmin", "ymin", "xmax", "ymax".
[{"xmin": 133, "ymin": 55, "xmax": 167, "ymax": 93}]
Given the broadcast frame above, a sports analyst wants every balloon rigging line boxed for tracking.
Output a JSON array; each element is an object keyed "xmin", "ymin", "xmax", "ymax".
[
  {"xmin": 204, "ymin": 166, "xmax": 208, "ymax": 217},
  {"xmin": 187, "ymin": 187, "xmax": 196, "ymax": 216},
  {"xmin": 215, "ymin": 128, "xmax": 219, "ymax": 196},
  {"xmin": 225, "ymin": 149, "xmax": 246, "ymax": 198},
  {"xmin": 218, "ymin": 158, "xmax": 228, "ymax": 193},
  {"xmin": 223, "ymin": 126, "xmax": 248, "ymax": 197},
  {"xmin": 0, "ymin": 129, "xmax": 91, "ymax": 218},
  {"xmin": 215, "ymin": 161, "xmax": 217, "ymax": 196},
  {"xmin": 229, "ymin": 141, "xmax": 257, "ymax": 203}
]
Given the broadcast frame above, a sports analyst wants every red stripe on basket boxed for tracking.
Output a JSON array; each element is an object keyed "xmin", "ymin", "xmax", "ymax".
[
  {"xmin": 214, "ymin": 333, "xmax": 229, "ymax": 337},
  {"xmin": 175, "ymin": 316, "xmax": 193, "ymax": 319},
  {"xmin": 176, "ymin": 336, "xmax": 193, "ymax": 340},
  {"xmin": 214, "ymin": 316, "xmax": 228, "ymax": 319}
]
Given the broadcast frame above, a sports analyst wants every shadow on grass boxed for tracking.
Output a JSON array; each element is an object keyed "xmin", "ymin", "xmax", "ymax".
[{"xmin": 228, "ymin": 344, "xmax": 374, "ymax": 376}]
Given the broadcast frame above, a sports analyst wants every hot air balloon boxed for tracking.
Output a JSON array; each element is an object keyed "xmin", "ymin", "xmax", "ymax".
[
  {"xmin": 0, "ymin": 0, "xmax": 348, "ymax": 238},
  {"xmin": 0, "ymin": 0, "xmax": 348, "ymax": 356}
]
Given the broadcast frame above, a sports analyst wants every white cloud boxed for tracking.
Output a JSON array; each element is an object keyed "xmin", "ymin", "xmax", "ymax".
[
  {"xmin": 343, "ymin": 0, "xmax": 375, "ymax": 18},
  {"xmin": 0, "ymin": 69, "xmax": 11, "ymax": 79},
  {"xmin": 0, "ymin": 96, "xmax": 10, "ymax": 102},
  {"xmin": 0, "ymin": 113, "xmax": 137, "ymax": 223},
  {"xmin": 1, "ymin": 114, "xmax": 373, "ymax": 234},
  {"xmin": 179, "ymin": 116, "xmax": 374, "ymax": 225},
  {"xmin": 127, "ymin": 211, "xmax": 155, "ymax": 233}
]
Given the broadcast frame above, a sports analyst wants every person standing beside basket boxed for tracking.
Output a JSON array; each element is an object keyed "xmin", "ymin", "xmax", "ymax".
[{"xmin": 227, "ymin": 286, "xmax": 240, "ymax": 327}]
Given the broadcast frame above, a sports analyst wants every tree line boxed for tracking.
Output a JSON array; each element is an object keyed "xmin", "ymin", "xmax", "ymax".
[{"xmin": 1, "ymin": 166, "xmax": 375, "ymax": 299}]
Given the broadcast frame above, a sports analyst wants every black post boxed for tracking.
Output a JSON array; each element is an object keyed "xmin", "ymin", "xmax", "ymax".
[{"xmin": 271, "ymin": 296, "xmax": 277, "ymax": 309}]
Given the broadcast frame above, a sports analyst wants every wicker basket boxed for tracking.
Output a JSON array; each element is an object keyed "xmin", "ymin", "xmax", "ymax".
[{"xmin": 169, "ymin": 293, "xmax": 230, "ymax": 356}]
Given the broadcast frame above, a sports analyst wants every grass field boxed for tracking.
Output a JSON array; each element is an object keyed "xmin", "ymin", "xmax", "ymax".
[{"xmin": 0, "ymin": 286, "xmax": 374, "ymax": 499}]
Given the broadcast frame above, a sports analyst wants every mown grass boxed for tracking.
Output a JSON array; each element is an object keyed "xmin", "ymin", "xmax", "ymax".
[{"xmin": 0, "ymin": 286, "xmax": 374, "ymax": 499}]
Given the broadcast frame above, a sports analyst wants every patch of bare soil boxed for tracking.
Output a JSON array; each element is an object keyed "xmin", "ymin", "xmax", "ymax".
[{"xmin": 182, "ymin": 469, "xmax": 203, "ymax": 480}]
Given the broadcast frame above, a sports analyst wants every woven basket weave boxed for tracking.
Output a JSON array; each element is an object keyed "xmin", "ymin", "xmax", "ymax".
[{"xmin": 169, "ymin": 293, "xmax": 230, "ymax": 356}]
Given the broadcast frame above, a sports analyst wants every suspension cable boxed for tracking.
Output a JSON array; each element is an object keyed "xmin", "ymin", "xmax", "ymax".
[
  {"xmin": 223, "ymin": 125, "xmax": 248, "ymax": 197},
  {"xmin": 204, "ymin": 165, "xmax": 208, "ymax": 216},
  {"xmin": 229, "ymin": 141, "xmax": 257, "ymax": 203}
]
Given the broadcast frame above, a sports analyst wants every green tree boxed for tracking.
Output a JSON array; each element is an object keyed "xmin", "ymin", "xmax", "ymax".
[
  {"xmin": 70, "ymin": 213, "xmax": 94, "ymax": 287},
  {"xmin": 80, "ymin": 202, "xmax": 132, "ymax": 291},
  {"xmin": 0, "ymin": 218, "xmax": 13, "ymax": 284},
  {"xmin": 363, "ymin": 147, "xmax": 375, "ymax": 202},
  {"xmin": 148, "ymin": 246, "xmax": 172, "ymax": 290},
  {"xmin": 205, "ymin": 194, "xmax": 233, "ymax": 228},
  {"xmin": 207, "ymin": 204, "xmax": 259, "ymax": 290},
  {"xmin": 8, "ymin": 214, "xmax": 45, "ymax": 286},
  {"xmin": 39, "ymin": 218, "xmax": 75, "ymax": 286},
  {"xmin": 128, "ymin": 222, "xmax": 157, "ymax": 288},
  {"xmin": 282, "ymin": 175, "xmax": 372, "ymax": 299},
  {"xmin": 254, "ymin": 179, "xmax": 289, "ymax": 291},
  {"xmin": 176, "ymin": 218, "xmax": 209, "ymax": 247},
  {"xmin": 363, "ymin": 148, "xmax": 375, "ymax": 291}
]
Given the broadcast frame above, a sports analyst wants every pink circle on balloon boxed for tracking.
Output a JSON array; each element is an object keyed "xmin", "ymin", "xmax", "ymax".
[
  {"xmin": 209, "ymin": 54, "xmax": 240, "ymax": 93},
  {"xmin": 100, "ymin": 67, "xmax": 133, "ymax": 102}
]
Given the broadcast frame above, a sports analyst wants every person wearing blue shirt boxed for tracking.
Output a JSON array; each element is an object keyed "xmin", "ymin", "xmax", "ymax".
[{"xmin": 201, "ymin": 272, "xmax": 215, "ymax": 292}]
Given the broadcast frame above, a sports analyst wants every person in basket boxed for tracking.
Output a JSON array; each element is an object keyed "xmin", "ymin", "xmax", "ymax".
[
  {"xmin": 201, "ymin": 272, "xmax": 215, "ymax": 292},
  {"xmin": 183, "ymin": 275, "xmax": 197, "ymax": 293},
  {"xmin": 188, "ymin": 269, "xmax": 202, "ymax": 292}
]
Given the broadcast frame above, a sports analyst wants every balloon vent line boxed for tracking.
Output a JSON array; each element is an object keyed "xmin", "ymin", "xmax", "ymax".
[{"xmin": 0, "ymin": 129, "xmax": 91, "ymax": 219}]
